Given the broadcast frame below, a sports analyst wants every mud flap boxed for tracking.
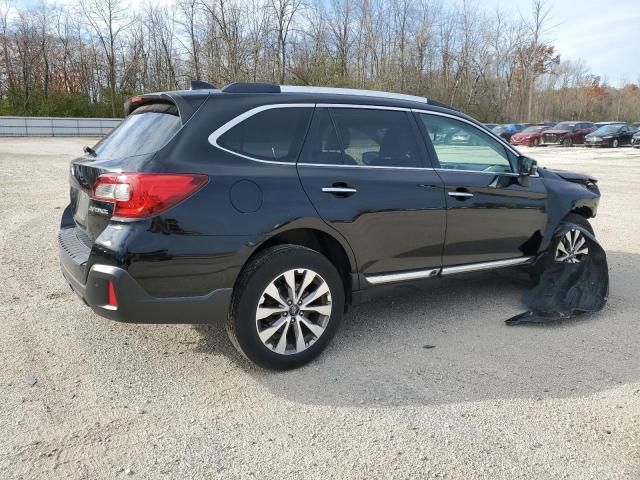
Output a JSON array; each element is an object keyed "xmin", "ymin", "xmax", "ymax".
[{"xmin": 506, "ymin": 222, "xmax": 608, "ymax": 325}]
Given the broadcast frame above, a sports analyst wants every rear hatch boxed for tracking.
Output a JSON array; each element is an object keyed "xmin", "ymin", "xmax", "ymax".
[{"xmin": 69, "ymin": 101, "xmax": 183, "ymax": 241}]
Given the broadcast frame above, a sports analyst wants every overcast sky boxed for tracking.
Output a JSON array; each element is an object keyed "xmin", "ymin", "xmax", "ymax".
[{"xmin": 480, "ymin": 0, "xmax": 640, "ymax": 86}]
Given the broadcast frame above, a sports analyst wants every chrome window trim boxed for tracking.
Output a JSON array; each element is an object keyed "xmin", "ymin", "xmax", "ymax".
[
  {"xmin": 207, "ymin": 103, "xmax": 534, "ymax": 174},
  {"xmin": 281, "ymin": 85, "xmax": 429, "ymax": 104},
  {"xmin": 299, "ymin": 163, "xmax": 435, "ymax": 171},
  {"xmin": 434, "ymin": 168, "xmax": 538, "ymax": 178},
  {"xmin": 207, "ymin": 103, "xmax": 315, "ymax": 165}
]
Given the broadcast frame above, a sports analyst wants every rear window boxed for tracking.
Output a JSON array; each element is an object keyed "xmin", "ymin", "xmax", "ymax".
[
  {"xmin": 93, "ymin": 103, "xmax": 181, "ymax": 158},
  {"xmin": 217, "ymin": 107, "xmax": 312, "ymax": 162}
]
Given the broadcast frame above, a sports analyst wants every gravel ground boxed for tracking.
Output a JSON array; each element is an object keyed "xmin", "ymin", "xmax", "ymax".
[{"xmin": 0, "ymin": 138, "xmax": 638, "ymax": 479}]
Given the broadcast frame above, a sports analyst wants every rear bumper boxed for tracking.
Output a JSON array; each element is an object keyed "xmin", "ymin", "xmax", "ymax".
[{"xmin": 59, "ymin": 229, "xmax": 232, "ymax": 324}]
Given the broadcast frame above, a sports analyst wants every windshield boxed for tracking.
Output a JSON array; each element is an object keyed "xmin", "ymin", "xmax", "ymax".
[
  {"xmin": 93, "ymin": 103, "xmax": 181, "ymax": 158},
  {"xmin": 552, "ymin": 122, "xmax": 576, "ymax": 131},
  {"xmin": 594, "ymin": 124, "xmax": 622, "ymax": 135},
  {"xmin": 523, "ymin": 126, "xmax": 546, "ymax": 133}
]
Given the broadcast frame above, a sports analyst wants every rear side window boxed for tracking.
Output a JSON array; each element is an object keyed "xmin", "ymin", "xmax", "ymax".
[
  {"xmin": 217, "ymin": 107, "xmax": 312, "ymax": 162},
  {"xmin": 94, "ymin": 103, "xmax": 181, "ymax": 158}
]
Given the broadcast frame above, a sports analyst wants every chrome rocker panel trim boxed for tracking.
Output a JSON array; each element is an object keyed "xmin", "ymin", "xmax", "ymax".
[{"xmin": 365, "ymin": 257, "xmax": 534, "ymax": 285}]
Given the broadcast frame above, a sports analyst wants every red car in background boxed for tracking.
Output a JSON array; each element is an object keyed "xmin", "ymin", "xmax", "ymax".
[
  {"xmin": 540, "ymin": 121, "xmax": 596, "ymax": 146},
  {"xmin": 510, "ymin": 125, "xmax": 550, "ymax": 146}
]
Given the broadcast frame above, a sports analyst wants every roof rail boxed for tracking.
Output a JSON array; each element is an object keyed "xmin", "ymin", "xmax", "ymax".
[
  {"xmin": 222, "ymin": 82, "xmax": 281, "ymax": 93},
  {"xmin": 214, "ymin": 82, "xmax": 456, "ymax": 110},
  {"xmin": 280, "ymin": 85, "xmax": 430, "ymax": 105},
  {"xmin": 191, "ymin": 80, "xmax": 216, "ymax": 90}
]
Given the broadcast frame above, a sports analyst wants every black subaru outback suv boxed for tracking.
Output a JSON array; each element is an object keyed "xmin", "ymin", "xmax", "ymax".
[{"xmin": 59, "ymin": 82, "xmax": 600, "ymax": 369}]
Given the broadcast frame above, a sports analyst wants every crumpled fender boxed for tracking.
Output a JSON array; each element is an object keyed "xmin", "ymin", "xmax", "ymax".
[
  {"xmin": 507, "ymin": 222, "xmax": 608, "ymax": 324},
  {"xmin": 537, "ymin": 169, "xmax": 600, "ymax": 252}
]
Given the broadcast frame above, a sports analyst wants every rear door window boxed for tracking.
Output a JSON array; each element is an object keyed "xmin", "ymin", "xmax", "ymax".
[
  {"xmin": 93, "ymin": 103, "xmax": 181, "ymax": 158},
  {"xmin": 329, "ymin": 108, "xmax": 422, "ymax": 168},
  {"xmin": 217, "ymin": 107, "xmax": 312, "ymax": 163}
]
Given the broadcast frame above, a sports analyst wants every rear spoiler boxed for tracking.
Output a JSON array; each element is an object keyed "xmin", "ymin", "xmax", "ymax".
[{"xmin": 124, "ymin": 92, "xmax": 208, "ymax": 124}]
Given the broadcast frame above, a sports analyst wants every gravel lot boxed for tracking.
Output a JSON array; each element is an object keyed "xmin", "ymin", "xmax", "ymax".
[{"xmin": 1, "ymin": 138, "xmax": 639, "ymax": 479}]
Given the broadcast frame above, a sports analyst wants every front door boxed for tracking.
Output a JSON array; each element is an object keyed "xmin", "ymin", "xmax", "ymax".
[
  {"xmin": 415, "ymin": 112, "xmax": 548, "ymax": 267},
  {"xmin": 297, "ymin": 106, "xmax": 446, "ymax": 277}
]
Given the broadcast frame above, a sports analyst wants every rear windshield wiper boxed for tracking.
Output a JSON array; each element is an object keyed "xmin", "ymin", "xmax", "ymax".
[{"xmin": 83, "ymin": 146, "xmax": 97, "ymax": 157}]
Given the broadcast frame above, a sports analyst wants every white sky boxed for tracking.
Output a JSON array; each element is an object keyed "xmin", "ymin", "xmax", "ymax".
[{"xmin": 479, "ymin": 0, "xmax": 640, "ymax": 86}]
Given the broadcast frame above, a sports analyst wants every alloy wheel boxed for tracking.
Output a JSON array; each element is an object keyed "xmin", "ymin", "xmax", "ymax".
[
  {"xmin": 555, "ymin": 229, "xmax": 589, "ymax": 263},
  {"xmin": 255, "ymin": 269, "xmax": 332, "ymax": 355}
]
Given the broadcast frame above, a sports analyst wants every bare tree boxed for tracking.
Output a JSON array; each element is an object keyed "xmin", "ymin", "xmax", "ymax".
[
  {"xmin": 78, "ymin": 0, "xmax": 131, "ymax": 116},
  {"xmin": 270, "ymin": 0, "xmax": 302, "ymax": 84},
  {"xmin": 0, "ymin": 0, "xmax": 635, "ymax": 121}
]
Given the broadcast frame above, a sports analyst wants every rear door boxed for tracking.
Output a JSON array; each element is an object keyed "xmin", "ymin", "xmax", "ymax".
[
  {"xmin": 297, "ymin": 106, "xmax": 446, "ymax": 278},
  {"xmin": 620, "ymin": 125, "xmax": 633, "ymax": 144},
  {"xmin": 415, "ymin": 111, "xmax": 548, "ymax": 266}
]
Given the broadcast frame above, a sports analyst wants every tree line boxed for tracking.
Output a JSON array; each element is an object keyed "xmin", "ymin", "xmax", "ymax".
[{"xmin": 0, "ymin": 0, "xmax": 638, "ymax": 122}]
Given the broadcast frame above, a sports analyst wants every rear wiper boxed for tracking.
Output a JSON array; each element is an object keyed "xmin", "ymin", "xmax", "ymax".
[{"xmin": 83, "ymin": 146, "xmax": 97, "ymax": 157}]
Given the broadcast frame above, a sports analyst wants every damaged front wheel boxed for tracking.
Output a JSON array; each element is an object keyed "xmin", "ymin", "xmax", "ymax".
[
  {"xmin": 555, "ymin": 229, "xmax": 589, "ymax": 263},
  {"xmin": 553, "ymin": 213, "xmax": 594, "ymax": 264}
]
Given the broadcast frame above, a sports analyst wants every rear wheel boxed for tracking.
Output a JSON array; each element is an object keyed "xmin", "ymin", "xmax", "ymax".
[
  {"xmin": 533, "ymin": 137, "xmax": 540, "ymax": 146},
  {"xmin": 562, "ymin": 137, "xmax": 573, "ymax": 147},
  {"xmin": 226, "ymin": 245, "xmax": 344, "ymax": 370},
  {"xmin": 612, "ymin": 138, "xmax": 619, "ymax": 148}
]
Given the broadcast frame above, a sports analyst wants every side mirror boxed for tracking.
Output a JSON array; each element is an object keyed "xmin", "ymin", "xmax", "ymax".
[{"xmin": 517, "ymin": 156, "xmax": 537, "ymax": 176}]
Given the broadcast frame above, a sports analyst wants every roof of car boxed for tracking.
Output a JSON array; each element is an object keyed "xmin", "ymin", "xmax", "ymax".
[{"xmin": 163, "ymin": 82, "xmax": 458, "ymax": 114}]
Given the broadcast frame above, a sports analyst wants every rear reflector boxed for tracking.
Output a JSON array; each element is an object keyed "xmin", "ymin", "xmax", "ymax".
[
  {"xmin": 92, "ymin": 173, "xmax": 208, "ymax": 219},
  {"xmin": 107, "ymin": 281, "xmax": 118, "ymax": 307}
]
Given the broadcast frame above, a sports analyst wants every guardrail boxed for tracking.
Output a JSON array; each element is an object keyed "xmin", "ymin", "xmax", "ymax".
[{"xmin": 0, "ymin": 116, "xmax": 121, "ymax": 136}]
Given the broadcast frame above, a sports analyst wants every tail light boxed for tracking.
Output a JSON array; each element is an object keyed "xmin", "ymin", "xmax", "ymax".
[{"xmin": 92, "ymin": 173, "xmax": 208, "ymax": 219}]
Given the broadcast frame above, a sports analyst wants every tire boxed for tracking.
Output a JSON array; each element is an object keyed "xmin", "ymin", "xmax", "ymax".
[
  {"xmin": 612, "ymin": 139, "xmax": 619, "ymax": 148},
  {"xmin": 226, "ymin": 244, "xmax": 345, "ymax": 370},
  {"xmin": 533, "ymin": 138, "xmax": 540, "ymax": 146},
  {"xmin": 562, "ymin": 137, "xmax": 573, "ymax": 147},
  {"xmin": 550, "ymin": 213, "xmax": 594, "ymax": 263},
  {"xmin": 530, "ymin": 213, "xmax": 594, "ymax": 283}
]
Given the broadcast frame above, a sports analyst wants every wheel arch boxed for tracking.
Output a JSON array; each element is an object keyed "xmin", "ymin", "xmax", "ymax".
[{"xmin": 243, "ymin": 226, "xmax": 358, "ymax": 307}]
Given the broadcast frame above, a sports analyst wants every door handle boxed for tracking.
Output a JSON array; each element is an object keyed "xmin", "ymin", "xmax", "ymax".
[
  {"xmin": 322, "ymin": 183, "xmax": 357, "ymax": 196},
  {"xmin": 447, "ymin": 191, "xmax": 474, "ymax": 199}
]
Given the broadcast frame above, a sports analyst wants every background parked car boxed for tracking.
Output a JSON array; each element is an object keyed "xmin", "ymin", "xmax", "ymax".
[
  {"xmin": 540, "ymin": 121, "xmax": 595, "ymax": 146},
  {"xmin": 585, "ymin": 124, "xmax": 635, "ymax": 148},
  {"xmin": 631, "ymin": 130, "xmax": 640, "ymax": 148},
  {"xmin": 484, "ymin": 123, "xmax": 498, "ymax": 130},
  {"xmin": 492, "ymin": 123, "xmax": 523, "ymax": 141},
  {"xmin": 594, "ymin": 121, "xmax": 627, "ymax": 129},
  {"xmin": 510, "ymin": 125, "xmax": 550, "ymax": 147}
]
